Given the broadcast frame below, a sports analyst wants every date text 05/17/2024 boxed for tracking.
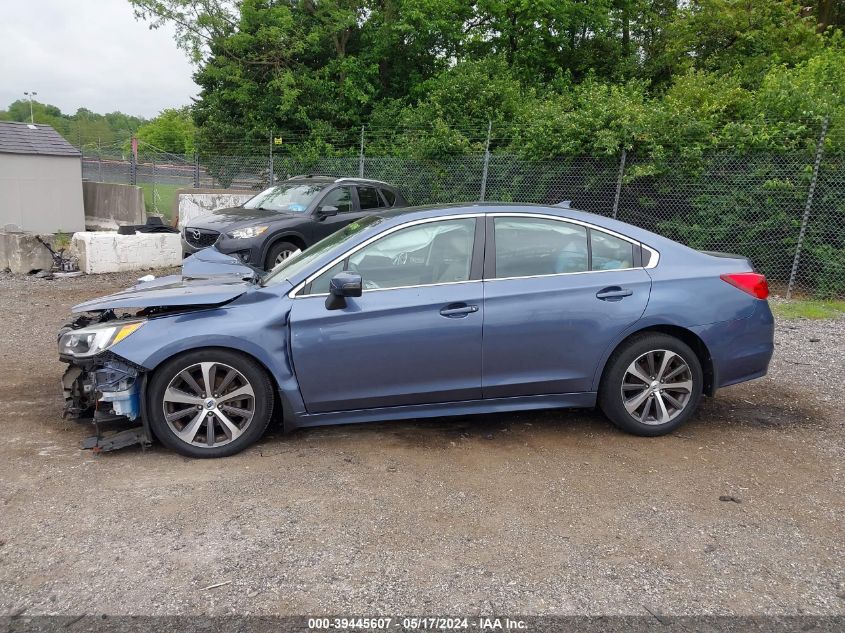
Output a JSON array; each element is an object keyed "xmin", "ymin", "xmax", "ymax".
[{"xmin": 307, "ymin": 617, "xmax": 528, "ymax": 630}]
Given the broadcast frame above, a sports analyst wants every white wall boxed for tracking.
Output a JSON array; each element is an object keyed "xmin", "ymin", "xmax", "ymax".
[
  {"xmin": 72, "ymin": 231, "xmax": 182, "ymax": 274},
  {"xmin": 0, "ymin": 153, "xmax": 85, "ymax": 233},
  {"xmin": 178, "ymin": 192, "xmax": 253, "ymax": 228}
]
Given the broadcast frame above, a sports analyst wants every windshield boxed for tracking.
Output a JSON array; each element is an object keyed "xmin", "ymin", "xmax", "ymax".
[
  {"xmin": 262, "ymin": 215, "xmax": 384, "ymax": 286},
  {"xmin": 243, "ymin": 184, "xmax": 324, "ymax": 213}
]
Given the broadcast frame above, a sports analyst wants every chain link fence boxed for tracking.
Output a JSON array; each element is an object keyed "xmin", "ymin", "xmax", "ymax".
[{"xmin": 80, "ymin": 140, "xmax": 845, "ymax": 298}]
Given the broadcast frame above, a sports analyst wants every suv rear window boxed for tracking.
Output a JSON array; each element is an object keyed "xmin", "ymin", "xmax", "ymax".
[
  {"xmin": 358, "ymin": 186, "xmax": 384, "ymax": 210},
  {"xmin": 380, "ymin": 188, "xmax": 396, "ymax": 206}
]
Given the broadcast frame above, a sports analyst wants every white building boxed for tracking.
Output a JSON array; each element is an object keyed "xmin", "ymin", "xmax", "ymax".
[{"xmin": 0, "ymin": 121, "xmax": 85, "ymax": 233}]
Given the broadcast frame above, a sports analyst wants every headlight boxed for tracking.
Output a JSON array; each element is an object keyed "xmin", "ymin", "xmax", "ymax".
[
  {"xmin": 230, "ymin": 226, "xmax": 269, "ymax": 239},
  {"xmin": 58, "ymin": 320, "xmax": 145, "ymax": 358}
]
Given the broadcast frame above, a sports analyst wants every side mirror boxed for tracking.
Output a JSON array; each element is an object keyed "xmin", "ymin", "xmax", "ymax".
[
  {"xmin": 325, "ymin": 271, "xmax": 362, "ymax": 310},
  {"xmin": 316, "ymin": 205, "xmax": 339, "ymax": 219}
]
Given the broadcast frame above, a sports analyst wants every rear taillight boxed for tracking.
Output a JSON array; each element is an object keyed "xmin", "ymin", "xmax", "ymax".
[{"xmin": 720, "ymin": 272, "xmax": 769, "ymax": 299}]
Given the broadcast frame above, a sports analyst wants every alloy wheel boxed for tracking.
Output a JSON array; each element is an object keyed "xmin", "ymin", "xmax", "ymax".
[
  {"xmin": 620, "ymin": 349, "xmax": 693, "ymax": 425},
  {"xmin": 162, "ymin": 362, "xmax": 256, "ymax": 447},
  {"xmin": 275, "ymin": 248, "xmax": 301, "ymax": 266}
]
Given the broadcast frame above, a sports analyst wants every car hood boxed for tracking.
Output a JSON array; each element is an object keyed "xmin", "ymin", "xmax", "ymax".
[
  {"xmin": 181, "ymin": 245, "xmax": 262, "ymax": 278},
  {"xmin": 72, "ymin": 249, "xmax": 262, "ymax": 313},
  {"xmin": 72, "ymin": 276, "xmax": 256, "ymax": 313},
  {"xmin": 187, "ymin": 206, "xmax": 300, "ymax": 230}
]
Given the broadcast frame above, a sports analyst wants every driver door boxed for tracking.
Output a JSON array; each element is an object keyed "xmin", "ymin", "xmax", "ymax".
[
  {"xmin": 289, "ymin": 216, "xmax": 484, "ymax": 413},
  {"xmin": 312, "ymin": 186, "xmax": 368, "ymax": 240}
]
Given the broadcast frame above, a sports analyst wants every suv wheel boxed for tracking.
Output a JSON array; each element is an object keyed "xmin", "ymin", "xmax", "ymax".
[
  {"xmin": 265, "ymin": 241, "xmax": 301, "ymax": 270},
  {"xmin": 147, "ymin": 349, "xmax": 274, "ymax": 458},
  {"xmin": 599, "ymin": 333, "xmax": 703, "ymax": 436}
]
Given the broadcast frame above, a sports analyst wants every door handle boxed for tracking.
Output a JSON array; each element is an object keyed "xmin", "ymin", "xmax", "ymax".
[
  {"xmin": 596, "ymin": 286, "xmax": 633, "ymax": 300},
  {"xmin": 439, "ymin": 303, "xmax": 479, "ymax": 318}
]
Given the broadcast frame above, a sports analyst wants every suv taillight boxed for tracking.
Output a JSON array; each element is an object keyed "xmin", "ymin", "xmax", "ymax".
[{"xmin": 720, "ymin": 273, "xmax": 769, "ymax": 299}]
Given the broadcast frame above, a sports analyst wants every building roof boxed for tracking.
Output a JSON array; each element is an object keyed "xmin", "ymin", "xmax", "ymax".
[{"xmin": 0, "ymin": 121, "xmax": 81, "ymax": 157}]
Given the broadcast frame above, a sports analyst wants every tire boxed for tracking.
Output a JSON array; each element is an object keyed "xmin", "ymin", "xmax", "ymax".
[
  {"xmin": 264, "ymin": 240, "xmax": 301, "ymax": 270},
  {"xmin": 147, "ymin": 348, "xmax": 274, "ymax": 458},
  {"xmin": 599, "ymin": 333, "xmax": 703, "ymax": 436}
]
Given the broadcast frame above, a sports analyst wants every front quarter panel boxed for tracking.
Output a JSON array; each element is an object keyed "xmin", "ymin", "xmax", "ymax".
[{"xmin": 107, "ymin": 285, "xmax": 306, "ymax": 414}]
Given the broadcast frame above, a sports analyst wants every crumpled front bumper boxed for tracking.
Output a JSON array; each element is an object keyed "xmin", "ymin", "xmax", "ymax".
[{"xmin": 61, "ymin": 353, "xmax": 152, "ymax": 452}]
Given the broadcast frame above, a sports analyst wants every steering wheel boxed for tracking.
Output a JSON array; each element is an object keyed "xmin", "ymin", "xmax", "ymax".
[
  {"xmin": 392, "ymin": 251, "xmax": 409, "ymax": 265},
  {"xmin": 347, "ymin": 262, "xmax": 380, "ymax": 290}
]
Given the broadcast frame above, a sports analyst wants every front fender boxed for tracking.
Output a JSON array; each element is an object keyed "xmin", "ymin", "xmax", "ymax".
[
  {"xmin": 108, "ymin": 298, "xmax": 306, "ymax": 415},
  {"xmin": 259, "ymin": 229, "xmax": 310, "ymax": 263}
]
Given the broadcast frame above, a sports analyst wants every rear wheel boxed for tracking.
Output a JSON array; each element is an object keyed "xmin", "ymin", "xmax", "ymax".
[
  {"xmin": 265, "ymin": 240, "xmax": 301, "ymax": 270},
  {"xmin": 147, "ymin": 349, "xmax": 274, "ymax": 458},
  {"xmin": 599, "ymin": 333, "xmax": 703, "ymax": 436}
]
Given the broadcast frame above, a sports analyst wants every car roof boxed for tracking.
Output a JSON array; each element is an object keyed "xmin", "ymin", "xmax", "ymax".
[
  {"xmin": 281, "ymin": 175, "xmax": 394, "ymax": 187},
  {"xmin": 272, "ymin": 201, "xmax": 693, "ymax": 290},
  {"xmin": 370, "ymin": 202, "xmax": 674, "ymax": 249}
]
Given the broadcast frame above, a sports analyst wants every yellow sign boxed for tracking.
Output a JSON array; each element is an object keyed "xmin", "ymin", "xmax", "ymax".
[{"xmin": 274, "ymin": 137, "xmax": 283, "ymax": 145}]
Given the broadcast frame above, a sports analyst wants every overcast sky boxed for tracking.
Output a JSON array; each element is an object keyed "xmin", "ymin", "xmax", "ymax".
[{"xmin": 0, "ymin": 0, "xmax": 199, "ymax": 118}]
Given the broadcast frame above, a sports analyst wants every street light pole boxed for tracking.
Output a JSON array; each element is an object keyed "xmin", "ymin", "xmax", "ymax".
[{"xmin": 23, "ymin": 91, "xmax": 37, "ymax": 123}]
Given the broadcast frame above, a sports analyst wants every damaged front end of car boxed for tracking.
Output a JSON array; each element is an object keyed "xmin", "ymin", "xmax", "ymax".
[
  {"xmin": 59, "ymin": 310, "xmax": 152, "ymax": 452},
  {"xmin": 59, "ymin": 249, "xmax": 260, "ymax": 452}
]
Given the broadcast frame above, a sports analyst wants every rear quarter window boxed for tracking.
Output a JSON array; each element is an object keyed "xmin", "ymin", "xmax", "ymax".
[
  {"xmin": 380, "ymin": 188, "xmax": 396, "ymax": 206},
  {"xmin": 591, "ymin": 231, "xmax": 634, "ymax": 270},
  {"xmin": 358, "ymin": 186, "xmax": 385, "ymax": 210}
]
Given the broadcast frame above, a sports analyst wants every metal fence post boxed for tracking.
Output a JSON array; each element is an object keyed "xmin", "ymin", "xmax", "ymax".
[
  {"xmin": 269, "ymin": 130, "xmax": 275, "ymax": 186},
  {"xmin": 193, "ymin": 153, "xmax": 200, "ymax": 188},
  {"xmin": 359, "ymin": 126, "xmax": 365, "ymax": 177},
  {"xmin": 152, "ymin": 155, "xmax": 158, "ymax": 214},
  {"xmin": 479, "ymin": 121, "xmax": 492, "ymax": 201},
  {"xmin": 129, "ymin": 139, "xmax": 137, "ymax": 186},
  {"xmin": 787, "ymin": 116, "xmax": 829, "ymax": 300},
  {"xmin": 612, "ymin": 148, "xmax": 627, "ymax": 220}
]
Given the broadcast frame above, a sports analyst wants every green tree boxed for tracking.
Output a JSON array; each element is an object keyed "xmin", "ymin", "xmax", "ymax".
[
  {"xmin": 661, "ymin": 0, "xmax": 823, "ymax": 87},
  {"xmin": 0, "ymin": 99, "xmax": 146, "ymax": 149},
  {"xmin": 134, "ymin": 107, "xmax": 197, "ymax": 154}
]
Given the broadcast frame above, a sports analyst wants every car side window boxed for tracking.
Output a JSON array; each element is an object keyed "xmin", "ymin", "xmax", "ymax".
[
  {"xmin": 307, "ymin": 261, "xmax": 345, "ymax": 295},
  {"xmin": 493, "ymin": 217, "xmax": 588, "ymax": 278},
  {"xmin": 380, "ymin": 188, "xmax": 396, "ymax": 206},
  {"xmin": 319, "ymin": 187, "xmax": 353, "ymax": 213},
  {"xmin": 591, "ymin": 231, "xmax": 634, "ymax": 270},
  {"xmin": 357, "ymin": 186, "xmax": 384, "ymax": 210},
  {"xmin": 304, "ymin": 218, "xmax": 476, "ymax": 294}
]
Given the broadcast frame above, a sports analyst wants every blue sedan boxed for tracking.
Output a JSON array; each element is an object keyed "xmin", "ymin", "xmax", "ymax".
[{"xmin": 58, "ymin": 204, "xmax": 774, "ymax": 457}]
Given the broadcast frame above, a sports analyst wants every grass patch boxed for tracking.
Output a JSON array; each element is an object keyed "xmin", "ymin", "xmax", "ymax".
[
  {"xmin": 138, "ymin": 183, "xmax": 182, "ymax": 221},
  {"xmin": 772, "ymin": 300, "xmax": 845, "ymax": 320}
]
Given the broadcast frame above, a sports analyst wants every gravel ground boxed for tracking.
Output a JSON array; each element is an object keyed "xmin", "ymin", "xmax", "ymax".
[{"xmin": 0, "ymin": 271, "xmax": 843, "ymax": 616}]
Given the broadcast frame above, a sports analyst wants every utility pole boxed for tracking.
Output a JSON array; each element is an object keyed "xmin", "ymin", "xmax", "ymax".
[{"xmin": 23, "ymin": 91, "xmax": 37, "ymax": 123}]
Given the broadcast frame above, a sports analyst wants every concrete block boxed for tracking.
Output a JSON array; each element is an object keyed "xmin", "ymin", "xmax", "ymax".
[
  {"xmin": 178, "ymin": 192, "xmax": 252, "ymax": 228},
  {"xmin": 72, "ymin": 231, "xmax": 182, "ymax": 274},
  {"xmin": 0, "ymin": 231, "xmax": 55, "ymax": 274},
  {"xmin": 82, "ymin": 182, "xmax": 145, "ymax": 229}
]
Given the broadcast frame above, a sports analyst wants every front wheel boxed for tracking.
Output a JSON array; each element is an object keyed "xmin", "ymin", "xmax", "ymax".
[
  {"xmin": 265, "ymin": 241, "xmax": 301, "ymax": 270},
  {"xmin": 599, "ymin": 333, "xmax": 703, "ymax": 436},
  {"xmin": 147, "ymin": 349, "xmax": 274, "ymax": 458}
]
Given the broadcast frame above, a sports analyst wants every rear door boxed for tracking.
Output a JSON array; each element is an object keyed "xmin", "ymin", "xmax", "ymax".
[
  {"xmin": 482, "ymin": 214, "xmax": 651, "ymax": 398},
  {"xmin": 312, "ymin": 186, "xmax": 369, "ymax": 240}
]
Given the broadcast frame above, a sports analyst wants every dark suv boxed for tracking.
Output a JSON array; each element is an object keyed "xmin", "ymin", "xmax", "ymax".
[{"xmin": 181, "ymin": 176, "xmax": 408, "ymax": 269}]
